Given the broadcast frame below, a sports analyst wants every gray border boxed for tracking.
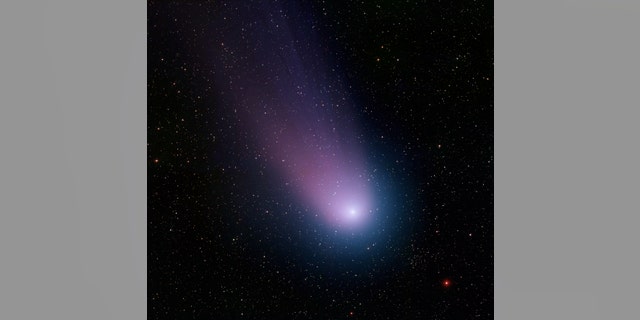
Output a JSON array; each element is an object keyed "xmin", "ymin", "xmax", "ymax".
[
  {"xmin": 1, "ymin": 0, "xmax": 639, "ymax": 319},
  {"xmin": 496, "ymin": 0, "xmax": 640, "ymax": 318},
  {"xmin": 1, "ymin": 1, "xmax": 146, "ymax": 319}
]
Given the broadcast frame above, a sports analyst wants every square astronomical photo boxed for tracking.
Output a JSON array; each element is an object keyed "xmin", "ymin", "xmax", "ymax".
[{"xmin": 148, "ymin": 0, "xmax": 493, "ymax": 319}]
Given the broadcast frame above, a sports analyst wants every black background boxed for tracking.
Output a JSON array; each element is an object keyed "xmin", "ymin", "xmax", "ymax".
[{"xmin": 148, "ymin": 0, "xmax": 493, "ymax": 318}]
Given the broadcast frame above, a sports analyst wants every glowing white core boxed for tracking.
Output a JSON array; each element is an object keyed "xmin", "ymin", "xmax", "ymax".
[{"xmin": 345, "ymin": 206, "xmax": 362, "ymax": 223}]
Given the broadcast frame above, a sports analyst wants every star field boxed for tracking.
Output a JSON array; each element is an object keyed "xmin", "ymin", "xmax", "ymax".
[{"xmin": 148, "ymin": 0, "xmax": 493, "ymax": 318}]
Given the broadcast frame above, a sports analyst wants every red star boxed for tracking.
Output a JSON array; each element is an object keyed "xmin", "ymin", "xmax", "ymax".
[{"xmin": 442, "ymin": 279, "xmax": 451, "ymax": 287}]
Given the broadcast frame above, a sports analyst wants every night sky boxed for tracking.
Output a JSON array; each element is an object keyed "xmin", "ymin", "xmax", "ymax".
[{"xmin": 148, "ymin": 0, "xmax": 493, "ymax": 319}]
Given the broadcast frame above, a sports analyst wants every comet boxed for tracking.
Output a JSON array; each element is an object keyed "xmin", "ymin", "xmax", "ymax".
[{"xmin": 210, "ymin": 2, "xmax": 376, "ymax": 232}]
